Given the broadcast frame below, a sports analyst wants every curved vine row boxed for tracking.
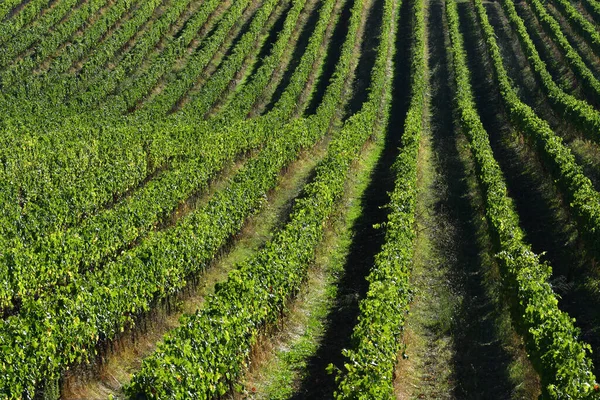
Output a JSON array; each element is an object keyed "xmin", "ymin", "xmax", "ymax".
[{"xmin": 448, "ymin": 0, "xmax": 598, "ymax": 396}]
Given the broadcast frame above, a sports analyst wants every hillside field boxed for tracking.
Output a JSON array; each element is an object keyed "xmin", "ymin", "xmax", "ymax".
[{"xmin": 2, "ymin": 0, "xmax": 600, "ymax": 398}]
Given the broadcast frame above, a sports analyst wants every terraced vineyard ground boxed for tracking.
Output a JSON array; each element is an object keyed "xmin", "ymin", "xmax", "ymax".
[{"xmin": 2, "ymin": 0, "xmax": 600, "ymax": 398}]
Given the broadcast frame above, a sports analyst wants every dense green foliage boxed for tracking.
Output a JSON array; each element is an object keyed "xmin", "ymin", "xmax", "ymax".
[
  {"xmin": 126, "ymin": 0, "xmax": 387, "ymax": 395},
  {"xmin": 0, "ymin": 0, "xmax": 353, "ymax": 396},
  {"xmin": 448, "ymin": 0, "xmax": 598, "ymax": 396},
  {"xmin": 1, "ymin": 0, "xmax": 600, "ymax": 397},
  {"xmin": 581, "ymin": 0, "xmax": 600, "ymax": 24},
  {"xmin": 0, "ymin": 0, "xmax": 52, "ymax": 44}
]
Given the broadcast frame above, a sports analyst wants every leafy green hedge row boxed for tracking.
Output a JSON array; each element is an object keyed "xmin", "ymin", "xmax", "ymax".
[
  {"xmin": 61, "ymin": 0, "xmax": 163, "ymax": 99},
  {"xmin": 123, "ymin": 117, "xmax": 343, "ymax": 399},
  {"xmin": 0, "ymin": 60, "xmax": 339, "ymax": 397},
  {"xmin": 105, "ymin": 0, "xmax": 341, "ymax": 217},
  {"xmin": 132, "ymin": 0, "xmax": 253, "ymax": 117},
  {"xmin": 0, "ymin": 121, "xmax": 149, "ymax": 309},
  {"xmin": 448, "ymin": 0, "xmax": 598, "ymax": 397},
  {"xmin": 334, "ymin": 0, "xmax": 426, "ymax": 397},
  {"xmin": 0, "ymin": 119, "xmax": 176, "ymax": 311},
  {"xmin": 0, "ymin": 0, "xmax": 340, "ymax": 311},
  {"xmin": 476, "ymin": 0, "xmax": 600, "ymax": 259},
  {"xmin": 179, "ymin": 0, "xmax": 327, "ymax": 122},
  {"xmin": 499, "ymin": 0, "xmax": 600, "ymax": 142},
  {"xmin": 125, "ymin": 0, "xmax": 396, "ymax": 397},
  {"xmin": 0, "ymin": 117, "xmax": 178, "ymax": 240},
  {"xmin": 42, "ymin": 0, "xmax": 137, "ymax": 76},
  {"xmin": 0, "ymin": 0, "xmax": 82, "ymax": 69},
  {"xmin": 178, "ymin": 0, "xmax": 293, "ymax": 118},
  {"xmin": 525, "ymin": 0, "xmax": 600, "ymax": 103},
  {"xmin": 0, "ymin": 117, "xmax": 273, "ymax": 311},
  {"xmin": 73, "ymin": 0, "xmax": 161, "ymax": 75},
  {"xmin": 0, "ymin": 0, "xmax": 351, "ymax": 395},
  {"xmin": 14, "ymin": 0, "xmax": 109, "ymax": 69},
  {"xmin": 0, "ymin": 0, "xmax": 268, "ymax": 244},
  {"xmin": 133, "ymin": 0, "xmax": 329, "ymax": 119},
  {"xmin": 552, "ymin": 0, "xmax": 600, "ymax": 55},
  {"xmin": 502, "ymin": 0, "xmax": 600, "ymax": 142},
  {"xmin": 0, "ymin": 0, "xmax": 221, "ymax": 249},
  {"xmin": 0, "ymin": 0, "xmax": 331, "ymax": 248},
  {"xmin": 119, "ymin": 0, "xmax": 308, "ymax": 120},
  {"xmin": 0, "ymin": 117, "xmax": 307, "ymax": 399},
  {"xmin": 0, "ymin": 0, "xmax": 139, "ymax": 106},
  {"xmin": 263, "ymin": 0, "xmax": 343, "ymax": 121},
  {"xmin": 214, "ymin": 0, "xmax": 311, "ymax": 122},
  {"xmin": 0, "ymin": 114, "xmax": 218, "ymax": 258},
  {"xmin": 102, "ymin": 0, "xmax": 223, "ymax": 114},
  {"xmin": 75, "ymin": 0, "xmax": 201, "ymax": 112}
]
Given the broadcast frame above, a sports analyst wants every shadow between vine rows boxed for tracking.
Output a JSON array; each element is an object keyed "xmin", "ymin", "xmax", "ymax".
[
  {"xmin": 345, "ymin": 0, "xmax": 384, "ymax": 115},
  {"xmin": 424, "ymin": 1, "xmax": 514, "ymax": 397},
  {"xmin": 458, "ymin": 0, "xmax": 600, "ymax": 379},
  {"xmin": 245, "ymin": 0, "xmax": 293, "ymax": 80},
  {"xmin": 288, "ymin": 0, "xmax": 411, "ymax": 396},
  {"xmin": 485, "ymin": 0, "xmax": 600, "ymax": 194},
  {"xmin": 303, "ymin": 0, "xmax": 355, "ymax": 117},
  {"xmin": 263, "ymin": 0, "xmax": 324, "ymax": 113}
]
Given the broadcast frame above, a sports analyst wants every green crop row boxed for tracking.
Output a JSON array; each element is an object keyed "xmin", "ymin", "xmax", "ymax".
[
  {"xmin": 0, "ymin": 0, "xmax": 355, "ymax": 388},
  {"xmin": 0, "ymin": 92, "xmax": 321, "ymax": 399},
  {"xmin": 0, "ymin": 113, "xmax": 227, "ymax": 240},
  {"xmin": 334, "ymin": 0, "xmax": 426, "ymax": 396},
  {"xmin": 0, "ymin": 117, "xmax": 190, "ymax": 245},
  {"xmin": 118, "ymin": 0, "xmax": 279, "ymax": 116},
  {"xmin": 0, "ymin": 115, "xmax": 296, "ymax": 398},
  {"xmin": 264, "ymin": 0, "xmax": 343, "ymax": 121},
  {"xmin": 133, "ymin": 0, "xmax": 253, "ymax": 117},
  {"xmin": 581, "ymin": 0, "xmax": 600, "ymax": 24},
  {"xmin": 0, "ymin": 0, "xmax": 342, "ymax": 312},
  {"xmin": 2, "ymin": 0, "xmax": 154, "ymax": 106},
  {"xmin": 477, "ymin": 0, "xmax": 600, "ymax": 264},
  {"xmin": 110, "ymin": 0, "xmax": 307, "ymax": 121},
  {"xmin": 0, "ymin": 0, "xmax": 23, "ymax": 21},
  {"xmin": 526, "ymin": 0, "xmax": 600, "ymax": 104},
  {"xmin": 101, "ymin": 0, "xmax": 223, "ymax": 114},
  {"xmin": 75, "ymin": 0, "xmax": 200, "ymax": 112},
  {"xmin": 0, "ymin": 119, "xmax": 269, "ymax": 311},
  {"xmin": 177, "ymin": 0, "xmax": 287, "ymax": 118},
  {"xmin": 552, "ymin": 0, "xmax": 600, "ymax": 55},
  {"xmin": 0, "ymin": 0, "xmax": 218, "ymax": 243},
  {"xmin": 43, "ymin": 0, "xmax": 138, "ymax": 76},
  {"xmin": 0, "ymin": 0, "xmax": 326, "ymax": 245},
  {"xmin": 126, "ymin": 0, "xmax": 404, "ymax": 395},
  {"xmin": 117, "ymin": 0, "xmax": 334, "ymax": 120},
  {"xmin": 449, "ymin": 0, "xmax": 598, "ymax": 396},
  {"xmin": 214, "ymin": 0, "xmax": 310, "ymax": 122},
  {"xmin": 0, "ymin": 0, "xmax": 350, "ymax": 394},
  {"xmin": 124, "ymin": 117, "xmax": 338, "ymax": 400},
  {"xmin": 21, "ymin": 0, "xmax": 108, "ymax": 67},
  {"xmin": 69, "ymin": 0, "xmax": 163, "ymax": 97},
  {"xmin": 500, "ymin": 0, "xmax": 600, "ymax": 142}
]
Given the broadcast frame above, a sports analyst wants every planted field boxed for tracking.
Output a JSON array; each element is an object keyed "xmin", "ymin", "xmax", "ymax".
[{"xmin": 2, "ymin": 0, "xmax": 600, "ymax": 398}]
